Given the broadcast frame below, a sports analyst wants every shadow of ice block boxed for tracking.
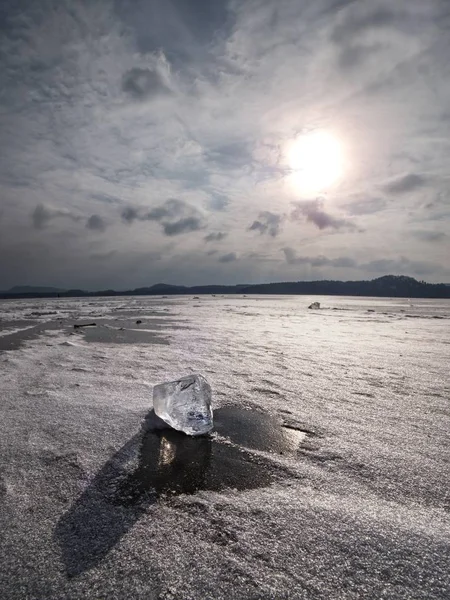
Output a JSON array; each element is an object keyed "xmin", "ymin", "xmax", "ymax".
[{"xmin": 153, "ymin": 374, "xmax": 213, "ymax": 436}]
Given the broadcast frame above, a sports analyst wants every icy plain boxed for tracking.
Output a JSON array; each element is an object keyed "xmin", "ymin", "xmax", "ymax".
[{"xmin": 0, "ymin": 295, "xmax": 449, "ymax": 599}]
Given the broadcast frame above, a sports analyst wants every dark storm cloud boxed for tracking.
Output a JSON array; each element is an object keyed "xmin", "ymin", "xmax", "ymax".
[
  {"xmin": 204, "ymin": 232, "xmax": 227, "ymax": 242},
  {"xmin": 248, "ymin": 211, "xmax": 283, "ymax": 237},
  {"xmin": 122, "ymin": 67, "xmax": 170, "ymax": 100},
  {"xmin": 290, "ymin": 200, "xmax": 356, "ymax": 231},
  {"xmin": 283, "ymin": 248, "xmax": 357, "ymax": 268},
  {"xmin": 382, "ymin": 174, "xmax": 426, "ymax": 194},
  {"xmin": 218, "ymin": 252, "xmax": 237, "ymax": 263},
  {"xmin": 32, "ymin": 204, "xmax": 81, "ymax": 229},
  {"xmin": 121, "ymin": 199, "xmax": 206, "ymax": 236},
  {"xmin": 86, "ymin": 214, "xmax": 106, "ymax": 232}
]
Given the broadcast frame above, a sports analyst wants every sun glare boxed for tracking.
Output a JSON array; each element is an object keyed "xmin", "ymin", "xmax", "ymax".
[{"xmin": 286, "ymin": 131, "xmax": 344, "ymax": 193}]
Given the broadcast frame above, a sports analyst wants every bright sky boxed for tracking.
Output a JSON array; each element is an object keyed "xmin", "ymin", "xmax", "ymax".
[{"xmin": 0, "ymin": 0, "xmax": 449, "ymax": 289}]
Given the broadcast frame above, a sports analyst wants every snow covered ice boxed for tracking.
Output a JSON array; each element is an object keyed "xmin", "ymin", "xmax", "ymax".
[
  {"xmin": 1, "ymin": 295, "xmax": 450, "ymax": 599},
  {"xmin": 153, "ymin": 374, "xmax": 213, "ymax": 436}
]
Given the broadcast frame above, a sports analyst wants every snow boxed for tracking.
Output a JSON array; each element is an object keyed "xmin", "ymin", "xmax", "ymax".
[{"xmin": 0, "ymin": 295, "xmax": 449, "ymax": 599}]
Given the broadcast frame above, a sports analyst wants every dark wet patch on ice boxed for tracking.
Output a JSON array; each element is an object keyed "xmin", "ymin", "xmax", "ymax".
[
  {"xmin": 0, "ymin": 321, "xmax": 63, "ymax": 352},
  {"xmin": 0, "ymin": 318, "xmax": 39, "ymax": 331},
  {"xmin": 214, "ymin": 406, "xmax": 307, "ymax": 453},
  {"xmin": 79, "ymin": 323, "xmax": 169, "ymax": 345},
  {"xmin": 112, "ymin": 431, "xmax": 275, "ymax": 506},
  {"xmin": 0, "ymin": 314, "xmax": 184, "ymax": 351},
  {"xmin": 73, "ymin": 317, "xmax": 189, "ymax": 344}
]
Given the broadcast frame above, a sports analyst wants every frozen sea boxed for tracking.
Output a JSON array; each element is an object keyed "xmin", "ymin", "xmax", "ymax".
[{"xmin": 0, "ymin": 295, "xmax": 449, "ymax": 599}]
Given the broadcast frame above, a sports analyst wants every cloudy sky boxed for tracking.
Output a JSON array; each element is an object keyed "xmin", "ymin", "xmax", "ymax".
[{"xmin": 1, "ymin": 0, "xmax": 449, "ymax": 290}]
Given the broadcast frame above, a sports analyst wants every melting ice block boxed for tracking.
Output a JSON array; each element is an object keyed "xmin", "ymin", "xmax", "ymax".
[{"xmin": 153, "ymin": 374, "xmax": 213, "ymax": 436}]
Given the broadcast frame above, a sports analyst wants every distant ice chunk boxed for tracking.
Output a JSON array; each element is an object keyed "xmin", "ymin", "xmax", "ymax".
[
  {"xmin": 153, "ymin": 374, "xmax": 213, "ymax": 436},
  {"xmin": 308, "ymin": 302, "xmax": 320, "ymax": 309}
]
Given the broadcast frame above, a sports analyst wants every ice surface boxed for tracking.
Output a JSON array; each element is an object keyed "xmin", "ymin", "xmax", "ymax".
[
  {"xmin": 153, "ymin": 374, "xmax": 213, "ymax": 436},
  {"xmin": 1, "ymin": 296, "xmax": 450, "ymax": 599}
]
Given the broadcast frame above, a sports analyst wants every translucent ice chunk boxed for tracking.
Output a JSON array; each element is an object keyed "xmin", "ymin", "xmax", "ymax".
[{"xmin": 153, "ymin": 374, "xmax": 213, "ymax": 436}]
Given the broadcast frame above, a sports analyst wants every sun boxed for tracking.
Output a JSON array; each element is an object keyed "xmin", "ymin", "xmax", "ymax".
[{"xmin": 286, "ymin": 131, "xmax": 344, "ymax": 193}]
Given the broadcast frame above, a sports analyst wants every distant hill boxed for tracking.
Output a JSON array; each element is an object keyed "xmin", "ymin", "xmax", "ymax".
[
  {"xmin": 6, "ymin": 286, "xmax": 66, "ymax": 294},
  {"xmin": 1, "ymin": 276, "xmax": 449, "ymax": 299}
]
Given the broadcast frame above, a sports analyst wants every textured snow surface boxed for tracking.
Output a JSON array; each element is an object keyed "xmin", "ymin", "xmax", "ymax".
[{"xmin": 0, "ymin": 295, "xmax": 449, "ymax": 599}]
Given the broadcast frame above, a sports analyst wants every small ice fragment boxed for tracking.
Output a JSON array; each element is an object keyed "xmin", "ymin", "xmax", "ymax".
[
  {"xmin": 153, "ymin": 374, "xmax": 213, "ymax": 436},
  {"xmin": 308, "ymin": 302, "xmax": 320, "ymax": 309}
]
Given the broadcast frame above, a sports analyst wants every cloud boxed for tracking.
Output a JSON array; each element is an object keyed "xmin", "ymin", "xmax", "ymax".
[
  {"xmin": 208, "ymin": 194, "xmax": 230, "ymax": 212},
  {"xmin": 121, "ymin": 199, "xmax": 206, "ymax": 236},
  {"xmin": 163, "ymin": 217, "xmax": 204, "ymax": 236},
  {"xmin": 331, "ymin": 6, "xmax": 402, "ymax": 71},
  {"xmin": 382, "ymin": 174, "xmax": 426, "ymax": 194},
  {"xmin": 146, "ymin": 199, "xmax": 188, "ymax": 221},
  {"xmin": 343, "ymin": 197, "xmax": 388, "ymax": 216},
  {"xmin": 411, "ymin": 230, "xmax": 447, "ymax": 242},
  {"xmin": 248, "ymin": 211, "xmax": 283, "ymax": 237},
  {"xmin": 283, "ymin": 248, "xmax": 446, "ymax": 277},
  {"xmin": 290, "ymin": 200, "xmax": 357, "ymax": 231},
  {"xmin": 283, "ymin": 248, "xmax": 357, "ymax": 268},
  {"xmin": 86, "ymin": 214, "xmax": 106, "ymax": 232},
  {"xmin": 331, "ymin": 7, "xmax": 397, "ymax": 45},
  {"xmin": 337, "ymin": 43, "xmax": 381, "ymax": 70},
  {"xmin": 122, "ymin": 65, "xmax": 170, "ymax": 101},
  {"xmin": 205, "ymin": 142, "xmax": 253, "ymax": 170},
  {"xmin": 90, "ymin": 193, "xmax": 122, "ymax": 205},
  {"xmin": 90, "ymin": 250, "xmax": 117, "ymax": 260},
  {"xmin": 1, "ymin": 0, "xmax": 449, "ymax": 288},
  {"xmin": 361, "ymin": 257, "xmax": 438, "ymax": 276},
  {"xmin": 32, "ymin": 205, "xmax": 54, "ymax": 229},
  {"xmin": 32, "ymin": 204, "xmax": 81, "ymax": 229},
  {"xmin": 121, "ymin": 206, "xmax": 139, "ymax": 223},
  {"xmin": 204, "ymin": 232, "xmax": 227, "ymax": 242},
  {"xmin": 218, "ymin": 252, "xmax": 238, "ymax": 263}
]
